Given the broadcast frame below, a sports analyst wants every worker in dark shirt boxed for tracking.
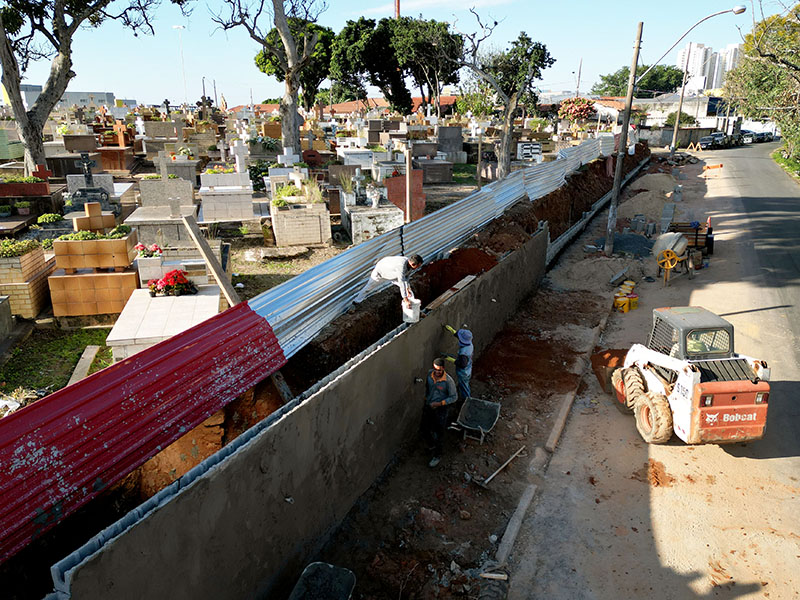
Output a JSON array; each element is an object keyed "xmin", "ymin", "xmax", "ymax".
[
  {"xmin": 423, "ymin": 357, "xmax": 458, "ymax": 468},
  {"xmin": 443, "ymin": 325, "xmax": 473, "ymax": 403}
]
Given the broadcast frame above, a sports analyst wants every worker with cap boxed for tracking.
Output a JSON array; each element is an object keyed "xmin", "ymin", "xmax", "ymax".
[
  {"xmin": 443, "ymin": 325, "xmax": 474, "ymax": 402},
  {"xmin": 353, "ymin": 254, "xmax": 423, "ymax": 307},
  {"xmin": 423, "ymin": 357, "xmax": 458, "ymax": 468}
]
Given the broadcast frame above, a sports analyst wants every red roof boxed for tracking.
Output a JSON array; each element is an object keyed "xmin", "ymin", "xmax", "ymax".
[{"xmin": 0, "ymin": 301, "xmax": 285, "ymax": 563}]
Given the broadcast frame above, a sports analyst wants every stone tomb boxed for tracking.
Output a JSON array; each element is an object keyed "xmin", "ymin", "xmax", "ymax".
[
  {"xmin": 105, "ymin": 285, "xmax": 222, "ymax": 362},
  {"xmin": 139, "ymin": 177, "xmax": 196, "ymax": 208},
  {"xmin": 198, "ymin": 144, "xmax": 255, "ymax": 222},
  {"xmin": 0, "ymin": 245, "xmax": 56, "ymax": 318},
  {"xmin": 341, "ymin": 202, "xmax": 404, "ymax": 245}
]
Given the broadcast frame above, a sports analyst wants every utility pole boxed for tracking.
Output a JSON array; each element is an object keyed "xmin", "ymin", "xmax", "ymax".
[
  {"xmin": 604, "ymin": 22, "xmax": 643, "ymax": 257},
  {"xmin": 395, "ymin": 0, "xmax": 400, "ymax": 18},
  {"xmin": 213, "ymin": 79, "xmax": 218, "ymax": 108},
  {"xmin": 575, "ymin": 58, "xmax": 583, "ymax": 97},
  {"xmin": 670, "ymin": 44, "xmax": 692, "ymax": 157},
  {"xmin": 405, "ymin": 141, "xmax": 413, "ymax": 223}
]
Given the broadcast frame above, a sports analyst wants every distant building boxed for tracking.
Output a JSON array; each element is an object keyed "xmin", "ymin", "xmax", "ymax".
[
  {"xmin": 676, "ymin": 42, "xmax": 743, "ymax": 92},
  {"xmin": 3, "ymin": 84, "xmax": 136, "ymax": 110}
]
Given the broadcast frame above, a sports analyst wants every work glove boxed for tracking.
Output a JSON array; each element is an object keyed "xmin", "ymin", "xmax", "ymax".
[{"xmin": 443, "ymin": 324, "xmax": 456, "ymax": 334}]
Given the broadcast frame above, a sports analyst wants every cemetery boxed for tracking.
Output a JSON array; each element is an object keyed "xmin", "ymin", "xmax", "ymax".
[{"xmin": 0, "ymin": 8, "xmax": 661, "ymax": 599}]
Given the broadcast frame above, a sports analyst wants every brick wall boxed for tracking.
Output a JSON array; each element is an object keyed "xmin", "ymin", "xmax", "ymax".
[{"xmin": 270, "ymin": 203, "xmax": 332, "ymax": 247}]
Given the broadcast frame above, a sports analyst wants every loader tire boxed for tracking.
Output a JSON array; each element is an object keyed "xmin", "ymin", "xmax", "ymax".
[
  {"xmin": 610, "ymin": 368, "xmax": 633, "ymax": 414},
  {"xmin": 622, "ymin": 367, "xmax": 646, "ymax": 411},
  {"xmin": 634, "ymin": 392, "xmax": 673, "ymax": 444}
]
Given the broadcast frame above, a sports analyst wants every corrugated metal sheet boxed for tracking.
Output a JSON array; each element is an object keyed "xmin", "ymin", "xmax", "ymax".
[
  {"xmin": 599, "ymin": 134, "xmax": 615, "ymax": 156},
  {"xmin": 0, "ymin": 302, "xmax": 285, "ymax": 564},
  {"xmin": 251, "ymin": 139, "xmax": 611, "ymax": 359}
]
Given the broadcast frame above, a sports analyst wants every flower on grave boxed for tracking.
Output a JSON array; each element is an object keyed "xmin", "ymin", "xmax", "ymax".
[
  {"xmin": 136, "ymin": 243, "xmax": 162, "ymax": 258},
  {"xmin": 149, "ymin": 269, "xmax": 198, "ymax": 296}
]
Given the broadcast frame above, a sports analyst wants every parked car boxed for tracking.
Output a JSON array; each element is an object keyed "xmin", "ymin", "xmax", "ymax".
[
  {"xmin": 699, "ymin": 136, "xmax": 716, "ymax": 150},
  {"xmin": 764, "ymin": 131, "xmax": 774, "ymax": 142},
  {"xmin": 755, "ymin": 131, "xmax": 770, "ymax": 142},
  {"xmin": 729, "ymin": 132, "xmax": 743, "ymax": 146},
  {"xmin": 710, "ymin": 132, "xmax": 730, "ymax": 148},
  {"xmin": 741, "ymin": 130, "xmax": 755, "ymax": 144}
]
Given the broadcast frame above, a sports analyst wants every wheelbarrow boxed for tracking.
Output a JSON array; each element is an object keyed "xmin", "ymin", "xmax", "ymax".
[
  {"xmin": 455, "ymin": 397, "xmax": 501, "ymax": 444},
  {"xmin": 288, "ymin": 562, "xmax": 356, "ymax": 600}
]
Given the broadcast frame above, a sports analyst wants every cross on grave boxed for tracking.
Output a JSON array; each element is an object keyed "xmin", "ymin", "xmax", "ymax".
[
  {"xmin": 220, "ymin": 141, "xmax": 227, "ymax": 162},
  {"xmin": 113, "ymin": 120, "xmax": 128, "ymax": 147},
  {"xmin": 156, "ymin": 151, "xmax": 171, "ymax": 179},
  {"xmin": 135, "ymin": 116, "xmax": 145, "ymax": 136},
  {"xmin": 277, "ymin": 146, "xmax": 299, "ymax": 167},
  {"xmin": 32, "ymin": 164, "xmax": 53, "ymax": 181},
  {"xmin": 288, "ymin": 167, "xmax": 304, "ymax": 188},
  {"xmin": 352, "ymin": 168, "xmax": 365, "ymax": 198},
  {"xmin": 231, "ymin": 140, "xmax": 248, "ymax": 173},
  {"xmin": 75, "ymin": 152, "xmax": 96, "ymax": 187}
]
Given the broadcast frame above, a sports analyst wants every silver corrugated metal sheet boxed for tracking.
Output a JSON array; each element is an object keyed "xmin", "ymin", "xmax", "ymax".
[
  {"xmin": 251, "ymin": 139, "xmax": 611, "ymax": 359},
  {"xmin": 599, "ymin": 134, "xmax": 615, "ymax": 156}
]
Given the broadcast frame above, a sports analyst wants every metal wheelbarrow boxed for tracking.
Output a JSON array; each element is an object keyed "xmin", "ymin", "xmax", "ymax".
[{"xmin": 455, "ymin": 397, "xmax": 501, "ymax": 444}]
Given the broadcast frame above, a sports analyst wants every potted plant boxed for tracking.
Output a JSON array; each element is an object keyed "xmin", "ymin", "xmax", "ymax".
[
  {"xmin": 0, "ymin": 176, "xmax": 49, "ymax": 197},
  {"xmin": 37, "ymin": 213, "xmax": 65, "ymax": 228},
  {"xmin": 15, "ymin": 201, "xmax": 31, "ymax": 216},
  {"xmin": 0, "ymin": 205, "xmax": 11, "ymax": 218},
  {"xmin": 147, "ymin": 269, "xmax": 197, "ymax": 297},
  {"xmin": 0, "ymin": 239, "xmax": 45, "ymax": 283},
  {"xmin": 338, "ymin": 173, "xmax": 356, "ymax": 206}
]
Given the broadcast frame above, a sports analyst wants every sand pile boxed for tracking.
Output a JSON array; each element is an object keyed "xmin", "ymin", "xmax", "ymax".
[
  {"xmin": 549, "ymin": 255, "xmax": 655, "ymax": 292},
  {"xmin": 617, "ymin": 172, "xmax": 687, "ymax": 221}
]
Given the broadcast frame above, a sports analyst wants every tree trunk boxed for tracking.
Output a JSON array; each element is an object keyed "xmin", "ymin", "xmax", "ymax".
[
  {"xmin": 497, "ymin": 94, "xmax": 518, "ymax": 179},
  {"xmin": 18, "ymin": 118, "xmax": 47, "ymax": 173},
  {"xmin": 280, "ymin": 70, "xmax": 302, "ymax": 154}
]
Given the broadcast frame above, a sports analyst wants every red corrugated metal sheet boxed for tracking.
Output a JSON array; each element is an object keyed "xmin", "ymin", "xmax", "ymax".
[{"xmin": 0, "ymin": 301, "xmax": 285, "ymax": 563}]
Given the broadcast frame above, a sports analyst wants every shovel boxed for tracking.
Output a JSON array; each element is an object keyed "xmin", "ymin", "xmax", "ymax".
[{"xmin": 475, "ymin": 445, "xmax": 525, "ymax": 489}]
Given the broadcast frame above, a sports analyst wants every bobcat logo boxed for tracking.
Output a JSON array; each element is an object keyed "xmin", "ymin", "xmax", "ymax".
[{"xmin": 705, "ymin": 412, "xmax": 720, "ymax": 426}]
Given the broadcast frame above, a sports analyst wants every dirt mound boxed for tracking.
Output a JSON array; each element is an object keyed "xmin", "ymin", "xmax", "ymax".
[
  {"xmin": 549, "ymin": 255, "xmax": 652, "ymax": 292},
  {"xmin": 631, "ymin": 173, "xmax": 676, "ymax": 194}
]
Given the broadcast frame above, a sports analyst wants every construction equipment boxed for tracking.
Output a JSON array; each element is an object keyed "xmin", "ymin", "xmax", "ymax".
[
  {"xmin": 653, "ymin": 232, "xmax": 694, "ymax": 286},
  {"xmin": 455, "ymin": 397, "xmax": 501, "ymax": 444},
  {"xmin": 669, "ymin": 218, "xmax": 714, "ymax": 255},
  {"xmin": 606, "ymin": 307, "xmax": 770, "ymax": 444}
]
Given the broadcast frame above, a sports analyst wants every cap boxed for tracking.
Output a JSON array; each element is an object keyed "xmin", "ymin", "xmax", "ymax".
[{"xmin": 456, "ymin": 329, "xmax": 473, "ymax": 346}]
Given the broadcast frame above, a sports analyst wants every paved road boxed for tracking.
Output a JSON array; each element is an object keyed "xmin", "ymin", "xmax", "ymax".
[{"xmin": 507, "ymin": 143, "xmax": 800, "ymax": 599}]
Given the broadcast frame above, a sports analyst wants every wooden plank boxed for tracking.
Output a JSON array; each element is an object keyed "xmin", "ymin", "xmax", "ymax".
[
  {"xmin": 181, "ymin": 214, "xmax": 241, "ymax": 307},
  {"xmin": 425, "ymin": 275, "xmax": 476, "ymax": 311},
  {"xmin": 67, "ymin": 345, "xmax": 101, "ymax": 386},
  {"xmin": 270, "ymin": 370, "xmax": 294, "ymax": 404}
]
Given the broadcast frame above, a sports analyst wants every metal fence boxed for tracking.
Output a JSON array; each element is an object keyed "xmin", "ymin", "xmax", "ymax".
[{"xmin": 250, "ymin": 137, "xmax": 619, "ymax": 359}]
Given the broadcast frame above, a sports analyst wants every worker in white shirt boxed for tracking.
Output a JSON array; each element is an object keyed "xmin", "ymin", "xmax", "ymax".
[{"xmin": 353, "ymin": 254, "xmax": 423, "ymax": 307}]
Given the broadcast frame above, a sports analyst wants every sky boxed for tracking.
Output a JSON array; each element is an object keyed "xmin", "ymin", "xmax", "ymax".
[{"xmin": 14, "ymin": 0, "xmax": 784, "ymax": 107}]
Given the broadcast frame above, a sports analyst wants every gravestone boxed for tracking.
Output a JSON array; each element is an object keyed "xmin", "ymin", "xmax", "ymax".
[
  {"xmin": 139, "ymin": 177, "xmax": 195, "ymax": 208},
  {"xmin": 277, "ymin": 146, "xmax": 300, "ymax": 167}
]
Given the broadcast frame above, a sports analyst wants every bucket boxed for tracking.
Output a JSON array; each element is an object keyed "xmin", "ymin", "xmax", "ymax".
[
  {"xmin": 623, "ymin": 280, "xmax": 636, "ymax": 287},
  {"xmin": 402, "ymin": 298, "xmax": 421, "ymax": 323},
  {"xmin": 614, "ymin": 296, "xmax": 630, "ymax": 313},
  {"xmin": 626, "ymin": 293, "xmax": 639, "ymax": 310},
  {"xmin": 619, "ymin": 284, "xmax": 633, "ymax": 294}
]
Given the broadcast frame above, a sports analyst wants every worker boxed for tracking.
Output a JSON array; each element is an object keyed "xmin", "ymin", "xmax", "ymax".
[
  {"xmin": 443, "ymin": 325, "xmax": 473, "ymax": 403},
  {"xmin": 353, "ymin": 254, "xmax": 423, "ymax": 307},
  {"xmin": 423, "ymin": 357, "xmax": 457, "ymax": 468},
  {"xmin": 687, "ymin": 331, "xmax": 709, "ymax": 354}
]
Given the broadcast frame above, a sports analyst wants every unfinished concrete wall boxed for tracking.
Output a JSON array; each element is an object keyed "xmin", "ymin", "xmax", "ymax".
[{"xmin": 59, "ymin": 226, "xmax": 549, "ymax": 600}]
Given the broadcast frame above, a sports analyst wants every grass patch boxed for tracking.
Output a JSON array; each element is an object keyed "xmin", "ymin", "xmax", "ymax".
[
  {"xmin": 87, "ymin": 345, "xmax": 113, "ymax": 376},
  {"xmin": 772, "ymin": 149, "xmax": 800, "ymax": 178},
  {"xmin": 0, "ymin": 328, "xmax": 109, "ymax": 394},
  {"xmin": 453, "ymin": 163, "xmax": 477, "ymax": 186}
]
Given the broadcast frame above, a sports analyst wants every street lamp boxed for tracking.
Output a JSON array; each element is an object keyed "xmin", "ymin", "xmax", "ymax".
[
  {"xmin": 172, "ymin": 25, "xmax": 188, "ymax": 107},
  {"xmin": 604, "ymin": 6, "xmax": 746, "ymax": 256}
]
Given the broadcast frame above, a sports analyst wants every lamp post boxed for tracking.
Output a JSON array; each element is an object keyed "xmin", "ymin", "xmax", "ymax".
[
  {"xmin": 172, "ymin": 25, "xmax": 188, "ymax": 107},
  {"xmin": 604, "ymin": 5, "xmax": 746, "ymax": 256}
]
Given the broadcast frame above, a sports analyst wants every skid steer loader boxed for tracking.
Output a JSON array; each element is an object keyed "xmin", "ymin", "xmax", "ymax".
[{"xmin": 610, "ymin": 307, "xmax": 771, "ymax": 444}]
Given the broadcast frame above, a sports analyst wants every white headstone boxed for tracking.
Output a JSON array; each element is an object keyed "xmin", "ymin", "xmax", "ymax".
[
  {"xmin": 231, "ymin": 140, "xmax": 248, "ymax": 174},
  {"xmin": 135, "ymin": 117, "xmax": 145, "ymax": 136},
  {"xmin": 277, "ymin": 146, "xmax": 300, "ymax": 167}
]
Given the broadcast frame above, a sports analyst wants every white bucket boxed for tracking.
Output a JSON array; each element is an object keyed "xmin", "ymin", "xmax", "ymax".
[{"xmin": 402, "ymin": 298, "xmax": 421, "ymax": 323}]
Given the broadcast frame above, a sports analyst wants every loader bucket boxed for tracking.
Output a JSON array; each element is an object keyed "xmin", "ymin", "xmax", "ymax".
[{"xmin": 590, "ymin": 348, "xmax": 629, "ymax": 393}]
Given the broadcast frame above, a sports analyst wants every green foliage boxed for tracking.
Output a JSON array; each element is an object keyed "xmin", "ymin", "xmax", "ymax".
[
  {"xmin": 271, "ymin": 197, "xmax": 289, "ymax": 207},
  {"xmin": 293, "ymin": 161, "xmax": 309, "ymax": 168},
  {"xmin": 37, "ymin": 213, "xmax": 63, "ymax": 224},
  {"xmin": 367, "ymin": 144, "xmax": 387, "ymax": 152},
  {"xmin": 275, "ymin": 184, "xmax": 301, "ymax": 200},
  {"xmin": 14, "ymin": 200, "xmax": 30, "ymax": 208},
  {"xmin": 247, "ymin": 136, "xmax": 281, "ymax": 151},
  {"xmin": 41, "ymin": 238, "xmax": 53, "ymax": 250},
  {"xmin": 772, "ymin": 148, "xmax": 800, "ymax": 177},
  {"xmin": 0, "ymin": 175, "xmax": 45, "ymax": 183},
  {"xmin": 482, "ymin": 33, "xmax": 554, "ymax": 102},
  {"xmin": 107, "ymin": 224, "xmax": 131, "ymax": 239},
  {"xmin": 455, "ymin": 76, "xmax": 495, "ymax": 117},
  {"xmin": 261, "ymin": 97, "xmax": 282, "ymax": 104},
  {"xmin": 338, "ymin": 172, "xmax": 354, "ymax": 194},
  {"xmin": 314, "ymin": 83, "xmax": 358, "ymax": 107},
  {"xmin": 452, "ymin": 163, "xmax": 477, "ymax": 186},
  {"xmin": 58, "ymin": 225, "xmax": 130, "ymax": 241},
  {"xmin": 203, "ymin": 167, "xmax": 235, "ymax": 174},
  {"xmin": 0, "ymin": 327, "xmax": 110, "ymax": 394},
  {"xmin": 331, "ymin": 17, "xmax": 412, "ymax": 114},
  {"xmin": 254, "ymin": 19, "xmax": 335, "ymax": 111},
  {"xmin": 664, "ymin": 111, "xmax": 697, "ymax": 126},
  {"xmin": 0, "ymin": 205, "xmax": 12, "ymax": 214},
  {"xmin": 302, "ymin": 179, "xmax": 324, "ymax": 203},
  {"xmin": 558, "ymin": 97, "xmax": 595, "ymax": 122},
  {"xmin": 142, "ymin": 173, "xmax": 179, "ymax": 179},
  {"xmin": 724, "ymin": 5, "xmax": 800, "ymax": 158},
  {"xmin": 248, "ymin": 160, "xmax": 272, "ymax": 191},
  {"xmin": 0, "ymin": 238, "xmax": 40, "ymax": 258},
  {"xmin": 590, "ymin": 64, "xmax": 684, "ymax": 98}
]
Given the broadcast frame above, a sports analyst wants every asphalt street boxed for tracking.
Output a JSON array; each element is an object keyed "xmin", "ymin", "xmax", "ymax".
[{"xmin": 507, "ymin": 142, "xmax": 800, "ymax": 599}]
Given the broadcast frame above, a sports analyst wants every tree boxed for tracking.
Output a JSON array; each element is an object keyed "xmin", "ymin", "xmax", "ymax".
[
  {"xmin": 591, "ymin": 65, "xmax": 684, "ymax": 98},
  {"xmin": 724, "ymin": 3, "xmax": 800, "ymax": 157},
  {"xmin": 664, "ymin": 111, "xmax": 697, "ymax": 126},
  {"xmin": 455, "ymin": 76, "xmax": 495, "ymax": 117},
  {"xmin": 558, "ymin": 97, "xmax": 594, "ymax": 123},
  {"xmin": 253, "ymin": 19, "xmax": 333, "ymax": 112},
  {"xmin": 261, "ymin": 97, "xmax": 282, "ymax": 104},
  {"xmin": 457, "ymin": 14, "xmax": 554, "ymax": 178},
  {"xmin": 212, "ymin": 0, "xmax": 327, "ymax": 153},
  {"xmin": 392, "ymin": 17, "xmax": 463, "ymax": 117},
  {"xmin": 314, "ymin": 83, "xmax": 357, "ymax": 107},
  {"xmin": 330, "ymin": 17, "xmax": 412, "ymax": 114},
  {"xmin": 0, "ymin": 0, "xmax": 190, "ymax": 174}
]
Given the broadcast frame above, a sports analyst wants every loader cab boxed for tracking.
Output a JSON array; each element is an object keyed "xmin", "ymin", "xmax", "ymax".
[{"xmin": 647, "ymin": 307, "xmax": 734, "ymax": 361}]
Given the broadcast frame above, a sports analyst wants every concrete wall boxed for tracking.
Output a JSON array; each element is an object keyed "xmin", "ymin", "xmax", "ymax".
[
  {"xmin": 638, "ymin": 127, "xmax": 715, "ymax": 148},
  {"xmin": 58, "ymin": 225, "xmax": 550, "ymax": 600}
]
